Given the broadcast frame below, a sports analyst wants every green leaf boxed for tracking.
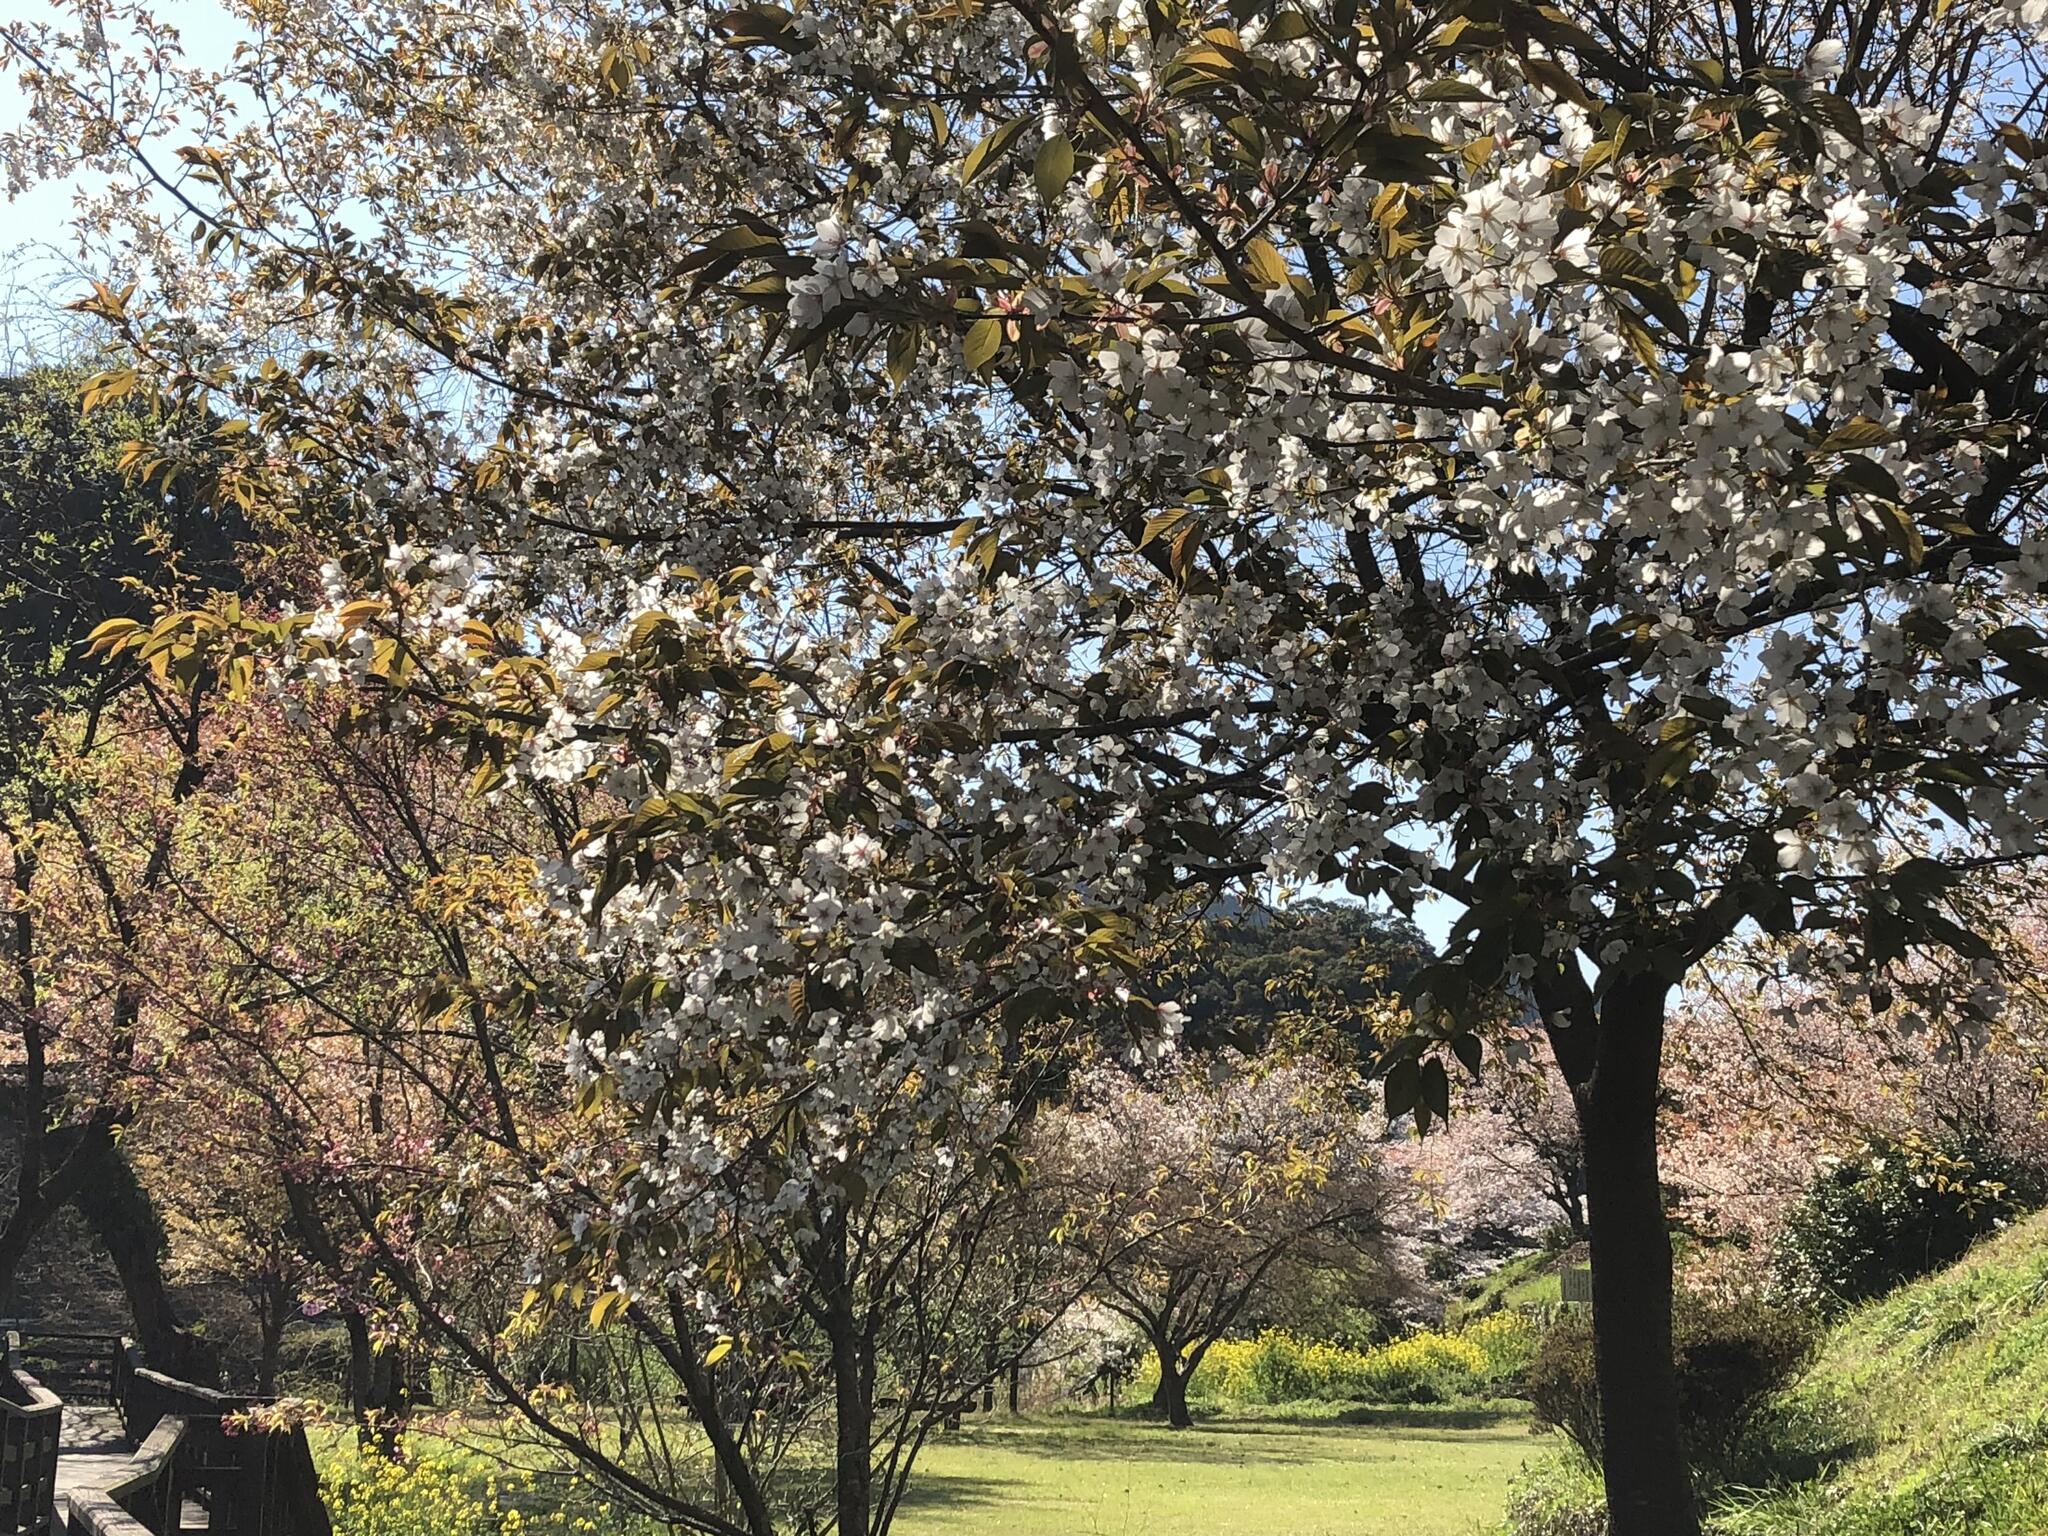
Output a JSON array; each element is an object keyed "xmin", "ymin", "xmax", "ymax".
[
  {"xmin": 1420, "ymin": 1058, "xmax": 1451, "ymax": 1123},
  {"xmin": 1383, "ymin": 1056, "xmax": 1421, "ymax": 1118},
  {"xmin": 1419, "ymin": 79, "xmax": 1492, "ymax": 102},
  {"xmin": 1140, "ymin": 507, "xmax": 1195, "ymax": 547},
  {"xmin": 85, "ymin": 617, "xmax": 145, "ymax": 655},
  {"xmin": 716, "ymin": 4, "xmax": 808, "ymax": 51},
  {"xmin": 1598, "ymin": 246, "xmax": 1691, "ymax": 337},
  {"xmin": 888, "ymin": 936, "xmax": 944, "ymax": 974},
  {"xmin": 1353, "ymin": 125, "xmax": 1446, "ymax": 184},
  {"xmin": 885, "ymin": 324, "xmax": 923, "ymax": 386},
  {"xmin": 1820, "ymin": 418, "xmax": 1896, "ymax": 452},
  {"xmin": 1867, "ymin": 500, "xmax": 1925, "ymax": 569},
  {"xmin": 1805, "ymin": 91, "xmax": 1866, "ymax": 148},
  {"xmin": 962, "ymin": 317, "xmax": 1003, "ymax": 372},
  {"xmin": 1523, "ymin": 54, "xmax": 1593, "ymax": 109},
  {"xmin": 1829, "ymin": 454, "xmax": 1903, "ymax": 502},
  {"xmin": 721, "ymin": 732, "xmax": 791, "ymax": 781},
  {"xmin": 1244, "ymin": 237, "xmax": 1291, "ymax": 291},
  {"xmin": 960, "ymin": 115, "xmax": 1033, "ymax": 186},
  {"xmin": 1034, "ymin": 133, "xmax": 1076, "ymax": 205},
  {"xmin": 598, "ymin": 43, "xmax": 633, "ymax": 94}
]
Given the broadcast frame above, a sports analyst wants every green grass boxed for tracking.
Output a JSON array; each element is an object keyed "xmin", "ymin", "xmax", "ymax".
[
  {"xmin": 310, "ymin": 1402, "xmax": 1538, "ymax": 1536},
  {"xmin": 1709, "ymin": 1210, "xmax": 2048, "ymax": 1536},
  {"xmin": 1449, "ymin": 1248, "xmax": 1565, "ymax": 1325},
  {"xmin": 892, "ymin": 1406, "xmax": 1538, "ymax": 1536}
]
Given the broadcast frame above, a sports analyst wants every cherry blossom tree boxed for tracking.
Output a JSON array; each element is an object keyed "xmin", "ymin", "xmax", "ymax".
[
  {"xmin": 1661, "ymin": 908, "xmax": 2048, "ymax": 1258},
  {"xmin": 0, "ymin": 365, "xmax": 238, "ymax": 1374},
  {"xmin": 1396, "ymin": 1022, "xmax": 1588, "ymax": 1247},
  {"xmin": 8, "ymin": 0, "xmax": 2048, "ymax": 1527},
  {"xmin": 118, "ymin": 693, "xmax": 1090, "ymax": 1532},
  {"xmin": 1036, "ymin": 1053, "xmax": 1400, "ymax": 1427}
]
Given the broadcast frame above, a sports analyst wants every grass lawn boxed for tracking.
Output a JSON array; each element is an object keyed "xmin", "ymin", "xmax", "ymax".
[{"xmin": 891, "ymin": 1407, "xmax": 1539, "ymax": 1536}]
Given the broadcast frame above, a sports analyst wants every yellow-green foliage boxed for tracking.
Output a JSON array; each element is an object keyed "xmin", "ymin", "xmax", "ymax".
[
  {"xmin": 1138, "ymin": 1313, "xmax": 1539, "ymax": 1406},
  {"xmin": 324, "ymin": 1443, "xmax": 640, "ymax": 1536},
  {"xmin": 1460, "ymin": 1312, "xmax": 1544, "ymax": 1378}
]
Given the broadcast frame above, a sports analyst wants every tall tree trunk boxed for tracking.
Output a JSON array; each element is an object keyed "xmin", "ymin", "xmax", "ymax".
[
  {"xmin": 816, "ymin": 1214, "xmax": 871, "ymax": 1536},
  {"xmin": 1569, "ymin": 975, "xmax": 1699, "ymax": 1536},
  {"xmin": 0, "ymin": 1121, "xmax": 113, "ymax": 1303},
  {"xmin": 255, "ymin": 1274, "xmax": 293, "ymax": 1398},
  {"xmin": 830, "ymin": 1316, "xmax": 873, "ymax": 1536}
]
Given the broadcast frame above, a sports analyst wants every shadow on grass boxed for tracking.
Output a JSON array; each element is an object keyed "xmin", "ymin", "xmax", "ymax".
[
  {"xmin": 1249, "ymin": 1404, "xmax": 1529, "ymax": 1432},
  {"xmin": 935, "ymin": 1403, "xmax": 1531, "ymax": 1466},
  {"xmin": 889, "ymin": 1472, "xmax": 1020, "ymax": 1514}
]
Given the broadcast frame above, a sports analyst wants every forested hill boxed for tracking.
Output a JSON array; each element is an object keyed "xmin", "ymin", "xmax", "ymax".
[{"xmin": 1165, "ymin": 899, "xmax": 1430, "ymax": 1057}]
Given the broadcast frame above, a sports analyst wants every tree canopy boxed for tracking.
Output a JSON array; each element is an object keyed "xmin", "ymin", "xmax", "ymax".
[
  {"xmin": 1166, "ymin": 898, "xmax": 1429, "ymax": 1055},
  {"xmin": 6, "ymin": 0, "xmax": 2048, "ymax": 1529}
]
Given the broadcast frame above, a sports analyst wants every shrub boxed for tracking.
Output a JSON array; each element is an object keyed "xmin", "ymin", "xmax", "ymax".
[
  {"xmin": 1423, "ymin": 1244, "xmax": 1462, "ymax": 1283},
  {"xmin": 1499, "ymin": 1454, "xmax": 1608, "ymax": 1536},
  {"xmin": 1464, "ymin": 1309, "xmax": 1542, "ymax": 1386},
  {"xmin": 1771, "ymin": 1133, "xmax": 2043, "ymax": 1315},
  {"xmin": 1352, "ymin": 1330, "xmax": 1488, "ymax": 1402},
  {"xmin": 1177, "ymin": 1330, "xmax": 1374, "ymax": 1402},
  {"xmin": 1137, "ymin": 1316, "xmax": 1539, "ymax": 1406},
  {"xmin": 324, "ymin": 1442, "xmax": 637, "ymax": 1536},
  {"xmin": 1526, "ymin": 1296, "xmax": 1816, "ymax": 1483}
]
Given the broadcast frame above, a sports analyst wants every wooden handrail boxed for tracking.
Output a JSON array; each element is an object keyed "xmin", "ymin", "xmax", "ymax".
[
  {"xmin": 2, "ymin": 1343, "xmax": 63, "ymax": 1536},
  {"xmin": 64, "ymin": 1417, "xmax": 190, "ymax": 1536},
  {"xmin": 15, "ymin": 1327, "xmax": 331, "ymax": 1536},
  {"xmin": 105, "ymin": 1350, "xmax": 331, "ymax": 1536}
]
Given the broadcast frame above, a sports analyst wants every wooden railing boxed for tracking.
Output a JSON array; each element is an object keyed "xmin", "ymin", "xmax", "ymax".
[
  {"xmin": 1, "ymin": 1338, "xmax": 63, "ymax": 1536},
  {"xmin": 7, "ymin": 1333, "xmax": 329, "ymax": 1536},
  {"xmin": 3, "ymin": 1335, "xmax": 122, "ymax": 1411},
  {"xmin": 63, "ymin": 1416, "xmax": 183, "ymax": 1536},
  {"xmin": 104, "ymin": 1356, "xmax": 330, "ymax": 1536}
]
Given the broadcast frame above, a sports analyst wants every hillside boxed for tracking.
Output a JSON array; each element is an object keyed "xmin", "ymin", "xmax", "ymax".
[
  {"xmin": 1715, "ymin": 1210, "xmax": 2048, "ymax": 1536},
  {"xmin": 1507, "ymin": 1212, "xmax": 2048, "ymax": 1536}
]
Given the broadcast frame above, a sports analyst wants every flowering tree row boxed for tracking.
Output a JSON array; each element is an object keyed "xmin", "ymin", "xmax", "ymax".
[{"xmin": 7, "ymin": 0, "xmax": 2048, "ymax": 1527}]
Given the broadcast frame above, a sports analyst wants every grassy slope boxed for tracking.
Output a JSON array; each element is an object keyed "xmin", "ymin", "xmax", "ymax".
[
  {"xmin": 1712, "ymin": 1210, "xmax": 2048, "ymax": 1536},
  {"xmin": 893, "ymin": 1408, "xmax": 1537, "ymax": 1536},
  {"xmin": 1449, "ymin": 1250, "xmax": 1566, "ymax": 1325},
  {"xmin": 1507, "ymin": 1212, "xmax": 2048, "ymax": 1536}
]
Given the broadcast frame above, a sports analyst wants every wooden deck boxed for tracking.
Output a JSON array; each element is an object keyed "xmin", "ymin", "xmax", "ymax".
[{"xmin": 54, "ymin": 1407, "xmax": 134, "ymax": 1527}]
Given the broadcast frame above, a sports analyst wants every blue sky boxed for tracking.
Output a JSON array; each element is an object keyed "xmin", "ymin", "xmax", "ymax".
[{"xmin": 1, "ymin": 0, "xmax": 247, "ymax": 266}]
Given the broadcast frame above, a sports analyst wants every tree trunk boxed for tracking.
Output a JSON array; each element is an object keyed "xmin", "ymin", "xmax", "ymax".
[
  {"xmin": 69, "ymin": 1135, "xmax": 220, "ymax": 1384},
  {"xmin": 255, "ymin": 1275, "xmax": 293, "ymax": 1397},
  {"xmin": 1147, "ymin": 1338, "xmax": 1193, "ymax": 1429},
  {"xmin": 1571, "ymin": 976, "xmax": 1699, "ymax": 1536},
  {"xmin": 256, "ymin": 1314, "xmax": 283, "ymax": 1399},
  {"xmin": 816, "ymin": 1213, "xmax": 872, "ymax": 1536},
  {"xmin": 343, "ymin": 1309, "xmax": 410, "ymax": 1457},
  {"xmin": 829, "ymin": 1312, "xmax": 872, "ymax": 1535},
  {"xmin": 0, "ymin": 1121, "xmax": 113, "ymax": 1303}
]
